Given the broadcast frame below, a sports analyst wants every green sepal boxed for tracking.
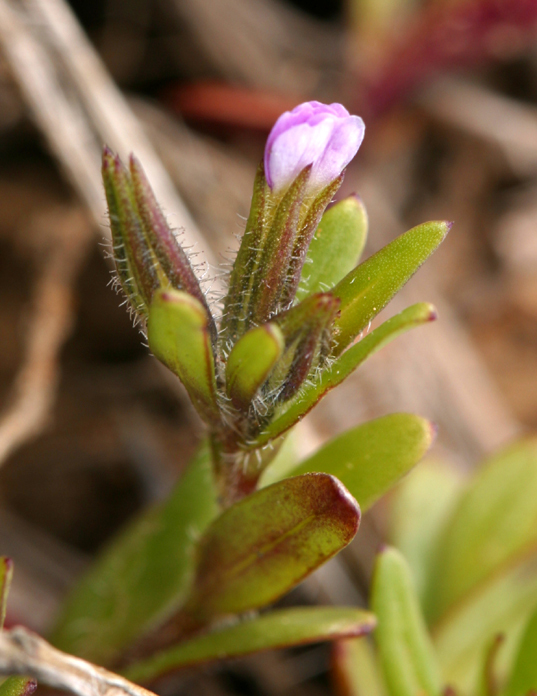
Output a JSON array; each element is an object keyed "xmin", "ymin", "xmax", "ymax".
[
  {"xmin": 0, "ymin": 679, "xmax": 37, "ymax": 696},
  {"xmin": 372, "ymin": 547, "xmax": 441, "ymax": 696},
  {"xmin": 0, "ymin": 557, "xmax": 13, "ymax": 630},
  {"xmin": 272, "ymin": 293, "xmax": 340, "ymax": 402},
  {"xmin": 129, "ymin": 155, "xmax": 214, "ymax": 336},
  {"xmin": 148, "ymin": 289, "xmax": 220, "ymax": 425},
  {"xmin": 254, "ymin": 302, "xmax": 437, "ymax": 447},
  {"xmin": 180, "ymin": 473, "xmax": 360, "ymax": 624},
  {"xmin": 125, "ymin": 607, "xmax": 375, "ymax": 682},
  {"xmin": 262, "ymin": 414, "xmax": 435, "ymax": 512},
  {"xmin": 221, "ymin": 163, "xmax": 271, "ymax": 347},
  {"xmin": 297, "ymin": 194, "xmax": 368, "ymax": 302},
  {"xmin": 249, "ymin": 166, "xmax": 312, "ymax": 326},
  {"xmin": 225, "ymin": 322, "xmax": 285, "ymax": 410},
  {"xmin": 331, "ymin": 220, "xmax": 450, "ymax": 355},
  {"xmin": 102, "ymin": 147, "xmax": 159, "ymax": 317},
  {"xmin": 280, "ymin": 173, "xmax": 344, "ymax": 307},
  {"xmin": 51, "ymin": 442, "xmax": 219, "ymax": 665}
]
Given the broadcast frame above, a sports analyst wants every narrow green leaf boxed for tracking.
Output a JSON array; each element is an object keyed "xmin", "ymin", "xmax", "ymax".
[
  {"xmin": 262, "ymin": 414, "xmax": 435, "ymax": 511},
  {"xmin": 297, "ymin": 195, "xmax": 368, "ymax": 302},
  {"xmin": 51, "ymin": 442, "xmax": 219, "ymax": 665},
  {"xmin": 254, "ymin": 303, "xmax": 437, "ymax": 447},
  {"xmin": 125, "ymin": 607, "xmax": 375, "ymax": 682},
  {"xmin": 433, "ymin": 554, "xmax": 537, "ymax": 695},
  {"xmin": 182, "ymin": 473, "xmax": 360, "ymax": 622},
  {"xmin": 332, "ymin": 637, "xmax": 387, "ymax": 696},
  {"xmin": 0, "ymin": 678, "xmax": 37, "ymax": 696},
  {"xmin": 225, "ymin": 323, "xmax": 284, "ymax": 410},
  {"xmin": 0, "ymin": 558, "xmax": 13, "ymax": 630},
  {"xmin": 372, "ymin": 547, "xmax": 441, "ymax": 696},
  {"xmin": 148, "ymin": 289, "xmax": 220, "ymax": 425},
  {"xmin": 425, "ymin": 439, "xmax": 537, "ymax": 622},
  {"xmin": 504, "ymin": 604, "xmax": 537, "ymax": 696},
  {"xmin": 389, "ymin": 459, "xmax": 463, "ymax": 604},
  {"xmin": 331, "ymin": 220, "xmax": 450, "ymax": 355}
]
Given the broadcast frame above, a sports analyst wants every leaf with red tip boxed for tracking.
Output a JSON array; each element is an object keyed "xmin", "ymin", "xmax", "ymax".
[
  {"xmin": 254, "ymin": 303, "xmax": 437, "ymax": 446},
  {"xmin": 331, "ymin": 220, "xmax": 450, "ymax": 356},
  {"xmin": 181, "ymin": 473, "xmax": 360, "ymax": 623},
  {"xmin": 125, "ymin": 606, "xmax": 375, "ymax": 682}
]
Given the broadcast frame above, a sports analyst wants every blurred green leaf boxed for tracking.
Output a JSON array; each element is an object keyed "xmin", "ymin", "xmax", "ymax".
[
  {"xmin": 389, "ymin": 459, "xmax": 463, "ymax": 604},
  {"xmin": 0, "ymin": 558, "xmax": 13, "ymax": 630},
  {"xmin": 148, "ymin": 289, "xmax": 219, "ymax": 425},
  {"xmin": 51, "ymin": 442, "xmax": 219, "ymax": 665},
  {"xmin": 181, "ymin": 473, "xmax": 360, "ymax": 622},
  {"xmin": 331, "ymin": 220, "xmax": 450, "ymax": 355},
  {"xmin": 433, "ymin": 554, "xmax": 537, "ymax": 695},
  {"xmin": 261, "ymin": 414, "xmax": 435, "ymax": 511},
  {"xmin": 255, "ymin": 303, "xmax": 436, "ymax": 447},
  {"xmin": 225, "ymin": 322, "xmax": 284, "ymax": 409},
  {"xmin": 372, "ymin": 547, "xmax": 441, "ymax": 696},
  {"xmin": 332, "ymin": 637, "xmax": 387, "ymax": 696},
  {"xmin": 0, "ymin": 678, "xmax": 37, "ymax": 696},
  {"xmin": 125, "ymin": 606, "xmax": 375, "ymax": 682},
  {"xmin": 425, "ymin": 439, "xmax": 537, "ymax": 622},
  {"xmin": 296, "ymin": 195, "xmax": 368, "ymax": 302},
  {"xmin": 504, "ymin": 604, "xmax": 537, "ymax": 696}
]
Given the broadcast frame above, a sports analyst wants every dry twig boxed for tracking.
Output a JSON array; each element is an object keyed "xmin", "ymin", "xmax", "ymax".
[
  {"xmin": 0, "ymin": 207, "xmax": 91, "ymax": 466},
  {"xmin": 0, "ymin": 625, "xmax": 156, "ymax": 696}
]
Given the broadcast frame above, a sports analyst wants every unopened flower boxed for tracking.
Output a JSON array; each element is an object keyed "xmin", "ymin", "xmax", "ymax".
[{"xmin": 264, "ymin": 101, "xmax": 365, "ymax": 195}]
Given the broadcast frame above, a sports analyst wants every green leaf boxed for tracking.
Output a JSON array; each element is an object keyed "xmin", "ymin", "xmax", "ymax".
[
  {"xmin": 125, "ymin": 607, "xmax": 375, "ymax": 682},
  {"xmin": 389, "ymin": 459, "xmax": 463, "ymax": 604},
  {"xmin": 0, "ymin": 558, "xmax": 13, "ymax": 630},
  {"xmin": 51, "ymin": 442, "xmax": 219, "ymax": 665},
  {"xmin": 433, "ymin": 554, "xmax": 537, "ymax": 695},
  {"xmin": 331, "ymin": 220, "xmax": 450, "ymax": 355},
  {"xmin": 181, "ymin": 473, "xmax": 360, "ymax": 623},
  {"xmin": 504, "ymin": 604, "xmax": 537, "ymax": 696},
  {"xmin": 296, "ymin": 195, "xmax": 368, "ymax": 302},
  {"xmin": 225, "ymin": 322, "xmax": 284, "ymax": 409},
  {"xmin": 261, "ymin": 414, "xmax": 435, "ymax": 511},
  {"xmin": 148, "ymin": 289, "xmax": 220, "ymax": 425},
  {"xmin": 425, "ymin": 439, "xmax": 537, "ymax": 622},
  {"xmin": 254, "ymin": 303, "xmax": 437, "ymax": 447},
  {"xmin": 372, "ymin": 547, "xmax": 441, "ymax": 696},
  {"xmin": 332, "ymin": 637, "xmax": 387, "ymax": 696},
  {"xmin": 0, "ymin": 678, "xmax": 37, "ymax": 696}
]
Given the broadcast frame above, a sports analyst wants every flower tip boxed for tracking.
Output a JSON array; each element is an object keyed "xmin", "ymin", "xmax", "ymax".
[{"xmin": 446, "ymin": 220, "xmax": 454, "ymax": 232}]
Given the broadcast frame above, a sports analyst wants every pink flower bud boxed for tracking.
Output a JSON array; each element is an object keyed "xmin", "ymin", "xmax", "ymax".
[{"xmin": 264, "ymin": 101, "xmax": 365, "ymax": 194}]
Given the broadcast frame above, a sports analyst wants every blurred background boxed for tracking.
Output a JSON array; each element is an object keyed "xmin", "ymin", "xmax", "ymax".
[{"xmin": 0, "ymin": 0, "xmax": 536, "ymax": 694}]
